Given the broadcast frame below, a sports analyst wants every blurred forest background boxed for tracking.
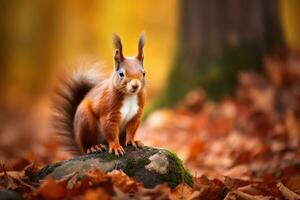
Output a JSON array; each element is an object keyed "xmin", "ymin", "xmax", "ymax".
[
  {"xmin": 1, "ymin": 0, "xmax": 300, "ymax": 199},
  {"xmin": 0, "ymin": 0, "xmax": 300, "ymax": 110},
  {"xmin": 0, "ymin": 0, "xmax": 179, "ymax": 160},
  {"xmin": 0, "ymin": 0, "xmax": 178, "ymax": 110},
  {"xmin": 0, "ymin": 0, "xmax": 300, "ymax": 160},
  {"xmin": 0, "ymin": 0, "xmax": 299, "ymax": 112}
]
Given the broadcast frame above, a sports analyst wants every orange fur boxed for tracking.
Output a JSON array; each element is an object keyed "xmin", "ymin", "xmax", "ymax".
[{"xmin": 70, "ymin": 34, "xmax": 146, "ymax": 156}]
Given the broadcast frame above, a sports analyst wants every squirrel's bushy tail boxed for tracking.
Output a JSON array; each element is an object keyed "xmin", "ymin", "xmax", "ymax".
[{"xmin": 51, "ymin": 62, "xmax": 103, "ymax": 155}]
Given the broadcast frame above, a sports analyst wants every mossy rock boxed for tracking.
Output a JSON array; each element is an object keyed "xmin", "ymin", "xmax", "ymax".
[{"xmin": 33, "ymin": 146, "xmax": 193, "ymax": 188}]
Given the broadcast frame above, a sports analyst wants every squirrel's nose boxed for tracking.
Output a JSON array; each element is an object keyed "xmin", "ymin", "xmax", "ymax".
[
  {"xmin": 131, "ymin": 84, "xmax": 138, "ymax": 89},
  {"xmin": 129, "ymin": 79, "xmax": 140, "ymax": 92}
]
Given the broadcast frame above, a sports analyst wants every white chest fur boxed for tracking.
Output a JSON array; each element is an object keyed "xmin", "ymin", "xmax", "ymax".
[{"xmin": 120, "ymin": 94, "xmax": 139, "ymax": 130}]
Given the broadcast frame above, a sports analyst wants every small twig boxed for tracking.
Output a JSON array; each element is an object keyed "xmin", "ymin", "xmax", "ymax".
[{"xmin": 277, "ymin": 182, "xmax": 300, "ymax": 200}]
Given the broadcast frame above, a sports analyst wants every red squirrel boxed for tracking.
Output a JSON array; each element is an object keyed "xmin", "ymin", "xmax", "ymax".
[{"xmin": 52, "ymin": 33, "xmax": 146, "ymax": 156}]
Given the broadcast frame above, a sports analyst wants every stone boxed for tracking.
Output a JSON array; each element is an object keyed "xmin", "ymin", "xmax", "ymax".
[{"xmin": 33, "ymin": 146, "xmax": 193, "ymax": 188}]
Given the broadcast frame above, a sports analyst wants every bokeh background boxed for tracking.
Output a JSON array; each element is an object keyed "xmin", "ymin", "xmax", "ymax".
[
  {"xmin": 0, "ymin": 0, "xmax": 179, "ymax": 163},
  {"xmin": 1, "ymin": 0, "xmax": 300, "ymax": 176},
  {"xmin": 0, "ymin": 1, "xmax": 300, "ymax": 110},
  {"xmin": 0, "ymin": 0, "xmax": 179, "ymax": 110}
]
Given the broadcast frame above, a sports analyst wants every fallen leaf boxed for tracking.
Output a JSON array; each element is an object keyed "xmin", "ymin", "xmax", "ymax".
[
  {"xmin": 277, "ymin": 182, "xmax": 300, "ymax": 200},
  {"xmin": 107, "ymin": 170, "xmax": 138, "ymax": 194},
  {"xmin": 170, "ymin": 183, "xmax": 197, "ymax": 200},
  {"xmin": 36, "ymin": 177, "xmax": 67, "ymax": 200},
  {"xmin": 84, "ymin": 188, "xmax": 112, "ymax": 200}
]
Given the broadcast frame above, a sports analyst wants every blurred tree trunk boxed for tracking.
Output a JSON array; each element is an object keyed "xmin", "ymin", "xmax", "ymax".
[
  {"xmin": 281, "ymin": 0, "xmax": 300, "ymax": 48},
  {"xmin": 0, "ymin": 0, "xmax": 99, "ymax": 110},
  {"xmin": 0, "ymin": 0, "xmax": 58, "ymax": 109},
  {"xmin": 163, "ymin": 0, "xmax": 285, "ymax": 104}
]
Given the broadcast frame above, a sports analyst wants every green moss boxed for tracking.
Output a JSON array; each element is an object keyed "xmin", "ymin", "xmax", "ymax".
[
  {"xmin": 75, "ymin": 150, "xmax": 118, "ymax": 162},
  {"xmin": 183, "ymin": 170, "xmax": 194, "ymax": 187},
  {"xmin": 164, "ymin": 151, "xmax": 194, "ymax": 188},
  {"xmin": 34, "ymin": 162, "xmax": 61, "ymax": 182},
  {"xmin": 99, "ymin": 151, "xmax": 118, "ymax": 161},
  {"xmin": 124, "ymin": 158, "xmax": 151, "ymax": 177}
]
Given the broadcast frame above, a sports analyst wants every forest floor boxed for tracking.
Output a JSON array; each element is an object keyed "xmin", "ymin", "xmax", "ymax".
[{"xmin": 1, "ymin": 52, "xmax": 300, "ymax": 199}]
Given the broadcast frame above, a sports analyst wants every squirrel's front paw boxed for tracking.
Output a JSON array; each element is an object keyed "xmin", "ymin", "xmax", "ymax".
[
  {"xmin": 126, "ymin": 140, "xmax": 144, "ymax": 148},
  {"xmin": 87, "ymin": 144, "xmax": 106, "ymax": 154},
  {"xmin": 108, "ymin": 142, "xmax": 125, "ymax": 157}
]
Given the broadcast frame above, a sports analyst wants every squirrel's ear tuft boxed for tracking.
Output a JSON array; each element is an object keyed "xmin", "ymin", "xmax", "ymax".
[
  {"xmin": 137, "ymin": 32, "xmax": 145, "ymax": 62},
  {"xmin": 112, "ymin": 33, "xmax": 124, "ymax": 63}
]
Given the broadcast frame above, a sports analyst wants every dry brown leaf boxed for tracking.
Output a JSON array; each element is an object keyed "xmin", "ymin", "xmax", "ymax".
[
  {"xmin": 82, "ymin": 169, "xmax": 114, "ymax": 196},
  {"xmin": 187, "ymin": 138, "xmax": 205, "ymax": 161},
  {"xmin": 170, "ymin": 183, "xmax": 197, "ymax": 200},
  {"xmin": 238, "ymin": 184, "xmax": 262, "ymax": 196},
  {"xmin": 84, "ymin": 188, "xmax": 112, "ymax": 200},
  {"xmin": 1, "ymin": 173, "xmax": 18, "ymax": 190},
  {"xmin": 277, "ymin": 182, "xmax": 300, "ymax": 200},
  {"xmin": 0, "ymin": 165, "xmax": 28, "ymax": 191},
  {"xmin": 286, "ymin": 175, "xmax": 300, "ymax": 193},
  {"xmin": 138, "ymin": 184, "xmax": 171, "ymax": 200},
  {"xmin": 60, "ymin": 171, "xmax": 79, "ymax": 190},
  {"xmin": 86, "ymin": 169, "xmax": 108, "ymax": 182},
  {"xmin": 107, "ymin": 170, "xmax": 138, "ymax": 194},
  {"xmin": 36, "ymin": 177, "xmax": 67, "ymax": 200},
  {"xmin": 285, "ymin": 106, "xmax": 300, "ymax": 148},
  {"xmin": 224, "ymin": 190, "xmax": 276, "ymax": 200}
]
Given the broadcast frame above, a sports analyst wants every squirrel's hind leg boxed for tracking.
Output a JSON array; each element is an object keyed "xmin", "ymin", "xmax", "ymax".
[{"xmin": 74, "ymin": 100, "xmax": 106, "ymax": 154}]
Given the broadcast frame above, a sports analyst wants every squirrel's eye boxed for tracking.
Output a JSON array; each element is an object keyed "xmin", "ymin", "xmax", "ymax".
[
  {"xmin": 143, "ymin": 72, "xmax": 146, "ymax": 76},
  {"xmin": 118, "ymin": 71, "xmax": 125, "ymax": 78}
]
